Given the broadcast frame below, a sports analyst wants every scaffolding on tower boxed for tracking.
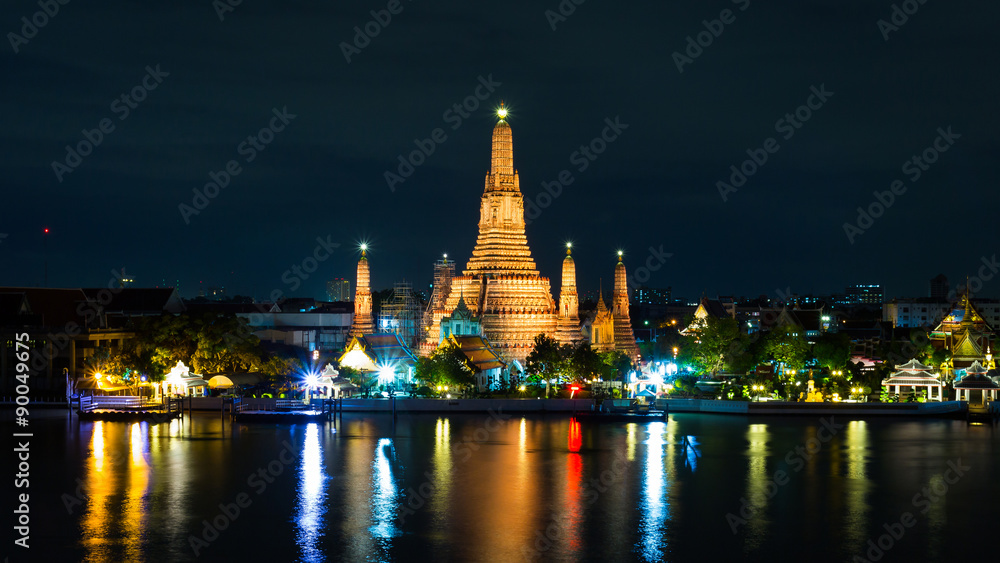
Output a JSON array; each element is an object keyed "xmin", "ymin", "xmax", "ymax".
[
  {"xmin": 420, "ymin": 256, "xmax": 455, "ymax": 354},
  {"xmin": 377, "ymin": 281, "xmax": 423, "ymax": 351}
]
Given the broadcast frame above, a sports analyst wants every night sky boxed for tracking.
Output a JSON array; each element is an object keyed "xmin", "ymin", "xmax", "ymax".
[{"xmin": 2, "ymin": 0, "xmax": 998, "ymax": 301}]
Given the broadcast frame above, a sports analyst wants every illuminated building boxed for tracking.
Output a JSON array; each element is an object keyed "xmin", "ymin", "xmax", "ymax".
[
  {"xmin": 611, "ymin": 252, "xmax": 640, "ymax": 361},
  {"xmin": 555, "ymin": 243, "xmax": 582, "ymax": 347},
  {"xmin": 348, "ymin": 245, "xmax": 375, "ymax": 339},
  {"xmin": 590, "ymin": 287, "xmax": 615, "ymax": 352},
  {"xmin": 419, "ymin": 105, "xmax": 561, "ymax": 362},
  {"xmin": 929, "ymin": 287, "xmax": 996, "ymax": 377},
  {"xmin": 418, "ymin": 105, "xmax": 636, "ymax": 363}
]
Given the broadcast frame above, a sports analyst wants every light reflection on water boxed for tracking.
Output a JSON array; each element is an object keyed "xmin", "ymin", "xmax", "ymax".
[
  {"xmin": 637, "ymin": 420, "xmax": 670, "ymax": 562},
  {"xmin": 42, "ymin": 413, "xmax": 998, "ymax": 562},
  {"xmin": 370, "ymin": 437, "xmax": 400, "ymax": 546},
  {"xmin": 295, "ymin": 423, "xmax": 326, "ymax": 563}
]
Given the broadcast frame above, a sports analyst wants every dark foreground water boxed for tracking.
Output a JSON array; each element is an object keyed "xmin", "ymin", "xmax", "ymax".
[{"xmin": 8, "ymin": 410, "xmax": 999, "ymax": 562}]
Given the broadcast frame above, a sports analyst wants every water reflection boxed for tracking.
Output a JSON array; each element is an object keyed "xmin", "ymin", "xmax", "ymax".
[
  {"xmin": 371, "ymin": 438, "xmax": 400, "ymax": 543},
  {"xmin": 295, "ymin": 424, "xmax": 326, "ymax": 563},
  {"xmin": 123, "ymin": 423, "xmax": 150, "ymax": 562},
  {"xmin": 561, "ymin": 419, "xmax": 584, "ymax": 555},
  {"xmin": 567, "ymin": 417, "xmax": 582, "ymax": 453},
  {"xmin": 637, "ymin": 421, "xmax": 670, "ymax": 562},
  {"xmin": 81, "ymin": 422, "xmax": 112, "ymax": 562},
  {"xmin": 843, "ymin": 420, "xmax": 870, "ymax": 551},
  {"xmin": 744, "ymin": 423, "xmax": 770, "ymax": 547},
  {"xmin": 432, "ymin": 417, "xmax": 452, "ymax": 516}
]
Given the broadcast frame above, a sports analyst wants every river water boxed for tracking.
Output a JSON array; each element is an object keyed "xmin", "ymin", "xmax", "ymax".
[{"xmin": 13, "ymin": 410, "xmax": 999, "ymax": 562}]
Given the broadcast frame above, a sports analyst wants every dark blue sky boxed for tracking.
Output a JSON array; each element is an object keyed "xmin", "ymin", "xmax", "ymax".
[{"xmin": 2, "ymin": 0, "xmax": 998, "ymax": 301}]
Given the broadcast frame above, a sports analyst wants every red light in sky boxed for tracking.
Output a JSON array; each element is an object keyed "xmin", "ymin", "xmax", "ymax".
[{"xmin": 44, "ymin": 228, "xmax": 49, "ymax": 233}]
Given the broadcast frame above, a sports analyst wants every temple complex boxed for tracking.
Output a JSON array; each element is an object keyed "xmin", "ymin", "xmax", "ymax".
[
  {"xmin": 929, "ymin": 286, "xmax": 996, "ymax": 378},
  {"xmin": 414, "ymin": 105, "xmax": 638, "ymax": 364}
]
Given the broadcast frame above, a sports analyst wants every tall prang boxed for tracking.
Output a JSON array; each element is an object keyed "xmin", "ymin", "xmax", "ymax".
[
  {"xmin": 422, "ymin": 104, "xmax": 558, "ymax": 362},
  {"xmin": 556, "ymin": 242, "xmax": 583, "ymax": 347},
  {"xmin": 349, "ymin": 245, "xmax": 375, "ymax": 339},
  {"xmin": 612, "ymin": 251, "xmax": 639, "ymax": 361}
]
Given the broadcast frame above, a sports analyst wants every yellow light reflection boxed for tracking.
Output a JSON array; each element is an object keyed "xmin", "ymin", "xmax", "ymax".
[
  {"xmin": 93, "ymin": 421, "xmax": 105, "ymax": 472},
  {"xmin": 626, "ymin": 422, "xmax": 637, "ymax": 461},
  {"xmin": 744, "ymin": 423, "xmax": 770, "ymax": 545},
  {"xmin": 843, "ymin": 420, "xmax": 871, "ymax": 552},
  {"xmin": 123, "ymin": 422, "xmax": 150, "ymax": 563},
  {"xmin": 432, "ymin": 418, "xmax": 452, "ymax": 514},
  {"xmin": 296, "ymin": 424, "xmax": 326, "ymax": 563}
]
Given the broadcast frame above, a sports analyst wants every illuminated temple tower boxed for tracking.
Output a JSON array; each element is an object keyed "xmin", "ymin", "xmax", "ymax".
[
  {"xmin": 348, "ymin": 244, "xmax": 375, "ymax": 339},
  {"xmin": 556, "ymin": 243, "xmax": 583, "ymax": 347},
  {"xmin": 422, "ymin": 105, "xmax": 561, "ymax": 362},
  {"xmin": 612, "ymin": 252, "xmax": 640, "ymax": 361}
]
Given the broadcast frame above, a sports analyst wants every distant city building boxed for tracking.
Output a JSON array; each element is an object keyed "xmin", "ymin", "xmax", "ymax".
[
  {"xmin": 929, "ymin": 274, "xmax": 949, "ymax": 300},
  {"xmin": 326, "ymin": 278, "xmax": 351, "ymax": 302},
  {"xmin": 634, "ymin": 286, "xmax": 672, "ymax": 305},
  {"xmin": 839, "ymin": 284, "xmax": 883, "ymax": 307},
  {"xmin": 885, "ymin": 297, "xmax": 1000, "ymax": 329}
]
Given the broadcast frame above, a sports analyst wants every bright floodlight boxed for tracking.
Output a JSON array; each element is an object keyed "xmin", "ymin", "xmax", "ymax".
[
  {"xmin": 617, "ymin": 250, "xmax": 623, "ymax": 257},
  {"xmin": 360, "ymin": 243, "xmax": 368, "ymax": 251},
  {"xmin": 497, "ymin": 107, "xmax": 508, "ymax": 119},
  {"xmin": 378, "ymin": 365, "xmax": 395, "ymax": 385},
  {"xmin": 306, "ymin": 374, "xmax": 319, "ymax": 387},
  {"xmin": 566, "ymin": 242, "xmax": 572, "ymax": 249}
]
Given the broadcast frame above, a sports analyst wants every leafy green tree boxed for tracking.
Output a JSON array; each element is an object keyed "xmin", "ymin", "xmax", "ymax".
[
  {"xmin": 811, "ymin": 333, "xmax": 852, "ymax": 371},
  {"xmin": 566, "ymin": 343, "xmax": 603, "ymax": 384},
  {"xmin": 415, "ymin": 343, "xmax": 475, "ymax": 393},
  {"xmin": 525, "ymin": 334, "xmax": 567, "ymax": 382},
  {"xmin": 688, "ymin": 316, "xmax": 742, "ymax": 374},
  {"xmin": 597, "ymin": 350, "xmax": 633, "ymax": 383},
  {"xmin": 762, "ymin": 326, "xmax": 809, "ymax": 374}
]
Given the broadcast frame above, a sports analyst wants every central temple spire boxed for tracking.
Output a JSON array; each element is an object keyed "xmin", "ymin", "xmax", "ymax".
[
  {"xmin": 465, "ymin": 106, "xmax": 538, "ymax": 275},
  {"xmin": 491, "ymin": 102, "xmax": 513, "ymax": 177}
]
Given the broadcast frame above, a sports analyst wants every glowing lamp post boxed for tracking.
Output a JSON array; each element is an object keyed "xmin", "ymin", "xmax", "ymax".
[{"xmin": 570, "ymin": 385, "xmax": 579, "ymax": 399}]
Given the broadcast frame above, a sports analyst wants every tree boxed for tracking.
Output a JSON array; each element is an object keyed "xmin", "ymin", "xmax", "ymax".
[
  {"xmin": 414, "ymin": 342, "xmax": 476, "ymax": 393},
  {"xmin": 762, "ymin": 326, "xmax": 809, "ymax": 374},
  {"xmin": 525, "ymin": 334, "xmax": 567, "ymax": 382},
  {"xmin": 565, "ymin": 343, "xmax": 602, "ymax": 384},
  {"xmin": 597, "ymin": 350, "xmax": 633, "ymax": 382},
  {"xmin": 811, "ymin": 332, "xmax": 852, "ymax": 371},
  {"xmin": 689, "ymin": 316, "xmax": 742, "ymax": 374}
]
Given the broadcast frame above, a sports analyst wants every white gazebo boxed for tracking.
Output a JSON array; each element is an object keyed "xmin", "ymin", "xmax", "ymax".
[
  {"xmin": 881, "ymin": 358, "xmax": 944, "ymax": 401},
  {"xmin": 304, "ymin": 364, "xmax": 358, "ymax": 398},
  {"xmin": 164, "ymin": 361, "xmax": 209, "ymax": 397},
  {"xmin": 953, "ymin": 360, "xmax": 999, "ymax": 405}
]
